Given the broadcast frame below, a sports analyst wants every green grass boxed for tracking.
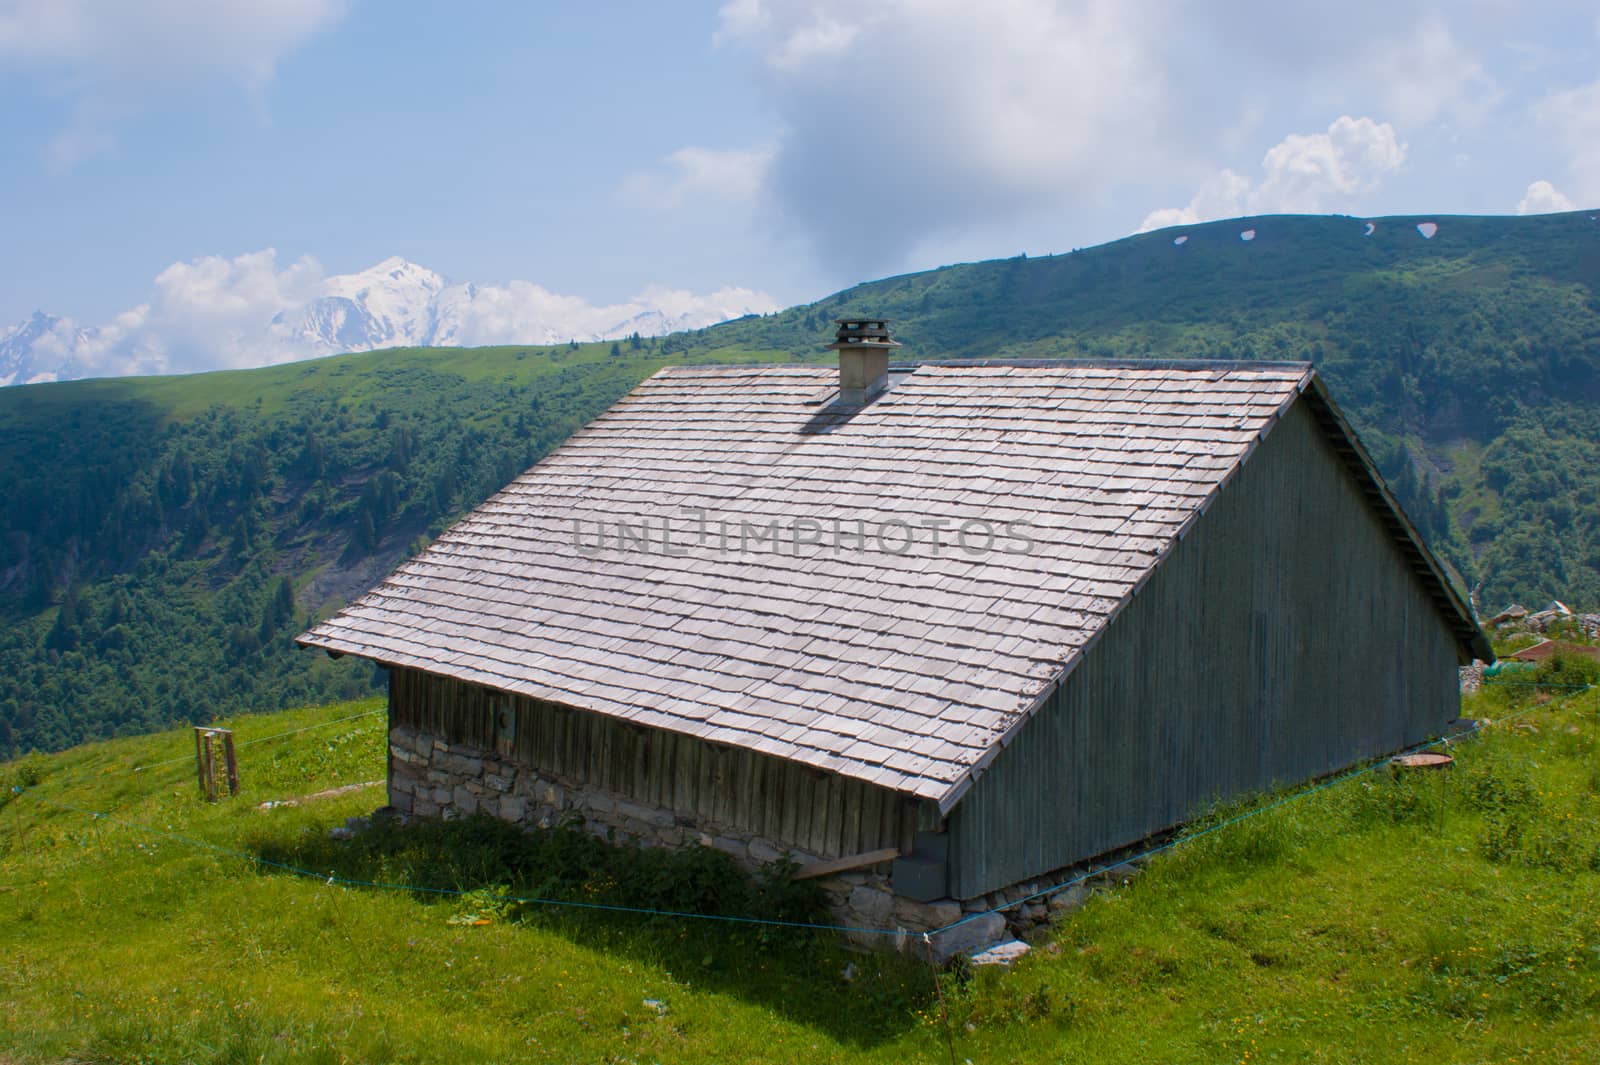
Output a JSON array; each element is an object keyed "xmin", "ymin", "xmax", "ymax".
[{"xmin": 4, "ymin": 681, "xmax": 1600, "ymax": 1063}]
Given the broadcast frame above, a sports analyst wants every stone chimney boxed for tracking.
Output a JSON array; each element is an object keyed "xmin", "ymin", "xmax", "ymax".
[{"xmin": 828, "ymin": 318, "xmax": 901, "ymax": 405}]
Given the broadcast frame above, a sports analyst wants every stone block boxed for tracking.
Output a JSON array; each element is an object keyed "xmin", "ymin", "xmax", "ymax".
[
  {"xmin": 439, "ymin": 752, "xmax": 483, "ymax": 777},
  {"xmin": 709, "ymin": 835, "xmax": 747, "ymax": 858},
  {"xmin": 1047, "ymin": 884, "xmax": 1089, "ymax": 913},
  {"xmin": 970, "ymin": 940, "xmax": 1031, "ymax": 968},
  {"xmin": 389, "ymin": 790, "xmax": 413, "ymax": 814},
  {"xmin": 891, "ymin": 897, "xmax": 963, "ymax": 933},
  {"xmin": 847, "ymin": 885, "xmax": 895, "ymax": 926},
  {"xmin": 1105, "ymin": 862, "xmax": 1141, "ymax": 884},
  {"xmin": 614, "ymin": 799, "xmax": 675, "ymax": 828},
  {"xmin": 498, "ymin": 795, "xmax": 527, "ymax": 822},
  {"xmin": 451, "ymin": 786, "xmax": 480, "ymax": 815},
  {"xmin": 926, "ymin": 912, "xmax": 1006, "ymax": 965},
  {"xmin": 484, "ymin": 773, "xmax": 513, "ymax": 792},
  {"xmin": 413, "ymin": 798, "xmax": 440, "ymax": 818},
  {"xmin": 747, "ymin": 837, "xmax": 784, "ymax": 865}
]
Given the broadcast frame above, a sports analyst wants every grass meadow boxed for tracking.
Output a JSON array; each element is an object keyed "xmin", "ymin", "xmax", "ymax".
[{"xmin": 3, "ymin": 674, "xmax": 1599, "ymax": 1063}]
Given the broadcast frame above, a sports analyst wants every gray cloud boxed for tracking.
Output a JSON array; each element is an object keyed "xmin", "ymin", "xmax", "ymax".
[
  {"xmin": 695, "ymin": 1, "xmax": 1532, "ymax": 275},
  {"xmin": 714, "ymin": 0, "xmax": 1167, "ymax": 275},
  {"xmin": 0, "ymin": 0, "xmax": 349, "ymax": 167}
]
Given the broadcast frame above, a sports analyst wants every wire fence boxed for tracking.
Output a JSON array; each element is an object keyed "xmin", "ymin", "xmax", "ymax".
[
  {"xmin": 128, "ymin": 707, "xmax": 387, "ymax": 774},
  {"xmin": 8, "ymin": 678, "xmax": 1596, "ymax": 944},
  {"xmin": 15, "ymin": 706, "xmax": 387, "ymax": 799}
]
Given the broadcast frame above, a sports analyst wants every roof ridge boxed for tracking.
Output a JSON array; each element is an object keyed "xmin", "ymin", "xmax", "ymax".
[
  {"xmin": 897, "ymin": 357, "xmax": 1313, "ymax": 372},
  {"xmin": 664, "ymin": 357, "xmax": 1314, "ymax": 373}
]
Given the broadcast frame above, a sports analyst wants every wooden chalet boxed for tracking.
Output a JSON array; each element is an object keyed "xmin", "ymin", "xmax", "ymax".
[{"xmin": 298, "ymin": 320, "xmax": 1489, "ymax": 941}]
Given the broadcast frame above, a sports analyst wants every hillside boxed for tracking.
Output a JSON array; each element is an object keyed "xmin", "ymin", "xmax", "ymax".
[
  {"xmin": 689, "ymin": 210, "xmax": 1600, "ymax": 612},
  {"xmin": 1, "ymin": 671, "xmax": 1596, "ymax": 1062},
  {"xmin": 0, "ymin": 342, "xmax": 787, "ymax": 755},
  {"xmin": 2, "ymin": 210, "xmax": 1599, "ymax": 756}
]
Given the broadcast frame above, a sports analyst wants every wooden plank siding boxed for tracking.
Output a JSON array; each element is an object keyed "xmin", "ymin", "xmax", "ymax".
[
  {"xmin": 946, "ymin": 400, "xmax": 1462, "ymax": 898},
  {"xmin": 389, "ymin": 667, "xmax": 916, "ymax": 859}
]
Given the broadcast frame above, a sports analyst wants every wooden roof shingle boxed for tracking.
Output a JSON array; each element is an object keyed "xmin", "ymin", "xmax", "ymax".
[{"xmin": 298, "ymin": 360, "xmax": 1484, "ymax": 808}]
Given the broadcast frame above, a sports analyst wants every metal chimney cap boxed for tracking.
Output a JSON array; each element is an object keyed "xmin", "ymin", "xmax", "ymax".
[{"xmin": 828, "ymin": 318, "xmax": 900, "ymax": 350}]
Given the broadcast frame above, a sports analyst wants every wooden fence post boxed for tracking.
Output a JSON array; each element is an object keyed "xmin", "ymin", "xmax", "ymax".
[
  {"xmin": 194, "ymin": 727, "xmax": 208, "ymax": 797},
  {"xmin": 194, "ymin": 726, "xmax": 239, "ymax": 801},
  {"xmin": 202, "ymin": 731, "xmax": 217, "ymax": 802},
  {"xmin": 222, "ymin": 731, "xmax": 239, "ymax": 796}
]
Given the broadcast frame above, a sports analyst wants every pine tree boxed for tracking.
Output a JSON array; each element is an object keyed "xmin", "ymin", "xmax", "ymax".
[{"xmin": 46, "ymin": 588, "xmax": 82, "ymax": 651}]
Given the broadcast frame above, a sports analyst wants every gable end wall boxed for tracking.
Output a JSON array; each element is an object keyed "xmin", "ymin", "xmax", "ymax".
[{"xmin": 946, "ymin": 398, "xmax": 1462, "ymax": 897}]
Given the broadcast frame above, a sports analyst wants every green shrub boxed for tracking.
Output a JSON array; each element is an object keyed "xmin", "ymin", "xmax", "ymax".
[{"xmin": 0, "ymin": 754, "xmax": 46, "ymax": 813}]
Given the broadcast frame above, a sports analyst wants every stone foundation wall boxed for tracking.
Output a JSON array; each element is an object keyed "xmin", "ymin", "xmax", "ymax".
[
  {"xmin": 387, "ymin": 728, "xmax": 967, "ymax": 944},
  {"xmin": 385, "ymin": 724, "xmax": 1134, "ymax": 960}
]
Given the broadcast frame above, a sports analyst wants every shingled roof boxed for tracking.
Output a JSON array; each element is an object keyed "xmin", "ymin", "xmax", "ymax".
[{"xmin": 298, "ymin": 360, "xmax": 1485, "ymax": 808}]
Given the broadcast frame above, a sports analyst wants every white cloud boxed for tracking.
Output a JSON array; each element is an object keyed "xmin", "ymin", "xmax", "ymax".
[
  {"xmin": 153, "ymin": 250, "xmax": 325, "ymax": 328},
  {"xmin": 1366, "ymin": 17, "xmax": 1500, "ymax": 127},
  {"xmin": 8, "ymin": 251, "xmax": 779, "ymax": 382},
  {"xmin": 1137, "ymin": 170, "xmax": 1252, "ymax": 231},
  {"xmin": 0, "ymin": 0, "xmax": 347, "ymax": 167},
  {"xmin": 618, "ymin": 145, "xmax": 775, "ymax": 210},
  {"xmin": 713, "ymin": 0, "xmax": 1165, "ymax": 272},
  {"xmin": 59, "ymin": 249, "xmax": 327, "ymax": 375},
  {"xmin": 767, "ymin": 13, "xmax": 860, "ymax": 70},
  {"xmin": 1253, "ymin": 116, "xmax": 1406, "ymax": 210},
  {"xmin": 1139, "ymin": 116, "xmax": 1406, "ymax": 231},
  {"xmin": 435, "ymin": 282, "xmax": 776, "ymax": 347},
  {"xmin": 1516, "ymin": 180, "xmax": 1576, "ymax": 215},
  {"xmin": 1534, "ymin": 80, "xmax": 1600, "ymax": 203}
]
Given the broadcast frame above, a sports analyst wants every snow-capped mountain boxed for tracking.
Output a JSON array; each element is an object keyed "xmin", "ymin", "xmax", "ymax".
[
  {"xmin": 0, "ymin": 313, "xmax": 88, "ymax": 387},
  {"xmin": 1, "ymin": 255, "xmax": 778, "ymax": 387},
  {"xmin": 268, "ymin": 257, "xmax": 449, "ymax": 354}
]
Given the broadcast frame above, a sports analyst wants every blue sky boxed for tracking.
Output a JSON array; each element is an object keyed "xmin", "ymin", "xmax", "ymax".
[{"xmin": 1, "ymin": 1, "xmax": 1598, "ymax": 367}]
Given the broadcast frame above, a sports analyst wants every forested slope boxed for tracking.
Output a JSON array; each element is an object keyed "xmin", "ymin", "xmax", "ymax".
[{"xmin": 3, "ymin": 210, "xmax": 1597, "ymax": 755}]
